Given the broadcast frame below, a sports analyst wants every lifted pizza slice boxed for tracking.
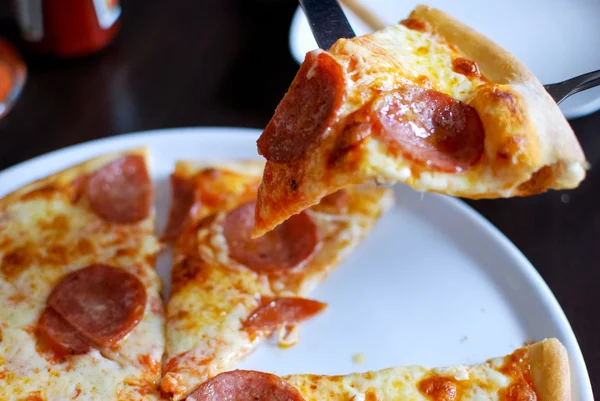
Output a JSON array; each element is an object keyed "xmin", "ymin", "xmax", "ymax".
[{"xmin": 254, "ymin": 5, "xmax": 587, "ymax": 236}]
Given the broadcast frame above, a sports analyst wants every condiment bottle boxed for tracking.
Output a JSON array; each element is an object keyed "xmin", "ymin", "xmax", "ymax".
[{"xmin": 13, "ymin": 0, "xmax": 121, "ymax": 58}]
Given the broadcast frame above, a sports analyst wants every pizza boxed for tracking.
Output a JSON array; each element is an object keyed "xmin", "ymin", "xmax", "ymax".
[
  {"xmin": 0, "ymin": 149, "xmax": 165, "ymax": 400},
  {"xmin": 253, "ymin": 5, "xmax": 588, "ymax": 236},
  {"xmin": 0, "ymin": 135, "xmax": 576, "ymax": 398},
  {"xmin": 160, "ymin": 160, "xmax": 394, "ymax": 400},
  {"xmin": 186, "ymin": 338, "xmax": 570, "ymax": 401}
]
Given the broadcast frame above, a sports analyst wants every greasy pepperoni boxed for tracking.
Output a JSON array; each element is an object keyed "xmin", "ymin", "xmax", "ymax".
[
  {"xmin": 452, "ymin": 57, "xmax": 480, "ymax": 78},
  {"xmin": 257, "ymin": 51, "xmax": 345, "ymax": 163},
  {"xmin": 243, "ymin": 298, "xmax": 327, "ymax": 331},
  {"xmin": 372, "ymin": 86, "xmax": 484, "ymax": 172},
  {"xmin": 47, "ymin": 264, "xmax": 147, "ymax": 347},
  {"xmin": 224, "ymin": 201, "xmax": 319, "ymax": 272},
  {"xmin": 162, "ymin": 175, "xmax": 195, "ymax": 241},
  {"xmin": 37, "ymin": 307, "xmax": 90, "ymax": 356},
  {"xmin": 87, "ymin": 155, "xmax": 152, "ymax": 224},
  {"xmin": 187, "ymin": 370, "xmax": 306, "ymax": 401}
]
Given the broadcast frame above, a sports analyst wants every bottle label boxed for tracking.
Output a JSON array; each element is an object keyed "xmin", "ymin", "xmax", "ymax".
[
  {"xmin": 14, "ymin": 0, "xmax": 44, "ymax": 41},
  {"xmin": 93, "ymin": 0, "xmax": 122, "ymax": 29}
]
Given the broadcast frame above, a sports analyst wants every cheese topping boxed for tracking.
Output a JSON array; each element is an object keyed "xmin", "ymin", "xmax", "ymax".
[
  {"xmin": 162, "ymin": 163, "xmax": 394, "ymax": 400},
  {"xmin": 286, "ymin": 346, "xmax": 537, "ymax": 401},
  {"xmin": 0, "ymin": 160, "xmax": 163, "ymax": 400}
]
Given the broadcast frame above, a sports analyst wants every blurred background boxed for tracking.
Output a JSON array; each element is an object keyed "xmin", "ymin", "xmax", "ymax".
[{"xmin": 0, "ymin": 0, "xmax": 597, "ymax": 394}]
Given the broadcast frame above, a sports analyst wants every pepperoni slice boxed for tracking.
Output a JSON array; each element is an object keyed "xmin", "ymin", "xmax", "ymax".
[
  {"xmin": 371, "ymin": 86, "xmax": 484, "ymax": 172},
  {"xmin": 87, "ymin": 155, "xmax": 152, "ymax": 224},
  {"xmin": 47, "ymin": 264, "xmax": 147, "ymax": 347},
  {"xmin": 243, "ymin": 298, "xmax": 327, "ymax": 331},
  {"xmin": 187, "ymin": 370, "xmax": 306, "ymax": 401},
  {"xmin": 162, "ymin": 175, "xmax": 196, "ymax": 241},
  {"xmin": 37, "ymin": 307, "xmax": 91, "ymax": 356},
  {"xmin": 257, "ymin": 51, "xmax": 345, "ymax": 163},
  {"xmin": 223, "ymin": 201, "xmax": 319, "ymax": 272}
]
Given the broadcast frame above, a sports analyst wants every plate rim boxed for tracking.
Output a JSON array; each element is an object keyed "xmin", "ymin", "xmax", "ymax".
[
  {"xmin": 287, "ymin": 5, "xmax": 600, "ymax": 120},
  {"xmin": 0, "ymin": 126, "xmax": 593, "ymax": 400}
]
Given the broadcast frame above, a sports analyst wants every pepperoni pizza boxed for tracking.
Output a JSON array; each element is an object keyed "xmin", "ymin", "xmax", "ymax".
[
  {"xmin": 160, "ymin": 160, "xmax": 393, "ymax": 400},
  {"xmin": 0, "ymin": 149, "xmax": 165, "ymax": 400},
  {"xmin": 186, "ymin": 338, "xmax": 570, "ymax": 401},
  {"xmin": 253, "ymin": 5, "xmax": 588, "ymax": 236}
]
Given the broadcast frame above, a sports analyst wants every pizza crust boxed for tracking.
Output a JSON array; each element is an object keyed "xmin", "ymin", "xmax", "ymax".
[
  {"xmin": 285, "ymin": 339, "xmax": 570, "ymax": 401},
  {"xmin": 409, "ymin": 5, "xmax": 587, "ymax": 195},
  {"xmin": 527, "ymin": 338, "xmax": 571, "ymax": 401}
]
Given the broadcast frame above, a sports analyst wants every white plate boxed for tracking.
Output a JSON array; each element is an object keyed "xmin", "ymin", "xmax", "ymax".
[
  {"xmin": 289, "ymin": 0, "xmax": 600, "ymax": 119},
  {"xmin": 0, "ymin": 127, "xmax": 593, "ymax": 401}
]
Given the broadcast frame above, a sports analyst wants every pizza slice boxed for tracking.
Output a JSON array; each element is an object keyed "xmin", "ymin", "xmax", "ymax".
[
  {"xmin": 187, "ymin": 338, "xmax": 570, "ymax": 401},
  {"xmin": 253, "ymin": 5, "xmax": 587, "ymax": 236},
  {"xmin": 0, "ymin": 149, "xmax": 165, "ymax": 400},
  {"xmin": 160, "ymin": 160, "xmax": 393, "ymax": 400}
]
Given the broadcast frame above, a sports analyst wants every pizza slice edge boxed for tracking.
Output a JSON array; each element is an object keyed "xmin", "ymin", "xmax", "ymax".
[{"xmin": 185, "ymin": 338, "xmax": 570, "ymax": 401}]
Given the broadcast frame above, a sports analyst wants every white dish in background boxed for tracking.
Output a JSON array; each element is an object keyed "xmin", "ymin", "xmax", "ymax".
[
  {"xmin": 0, "ymin": 127, "xmax": 593, "ymax": 401},
  {"xmin": 289, "ymin": 0, "xmax": 600, "ymax": 119}
]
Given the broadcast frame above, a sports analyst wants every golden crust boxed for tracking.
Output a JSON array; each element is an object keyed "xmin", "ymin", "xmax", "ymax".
[
  {"xmin": 410, "ymin": 5, "xmax": 587, "ymax": 190},
  {"xmin": 409, "ymin": 5, "xmax": 532, "ymax": 84},
  {"xmin": 527, "ymin": 338, "xmax": 571, "ymax": 401},
  {"xmin": 0, "ymin": 147, "xmax": 149, "ymax": 209}
]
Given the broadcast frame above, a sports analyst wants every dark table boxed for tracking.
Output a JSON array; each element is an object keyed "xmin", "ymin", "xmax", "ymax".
[{"xmin": 0, "ymin": 0, "xmax": 598, "ymax": 394}]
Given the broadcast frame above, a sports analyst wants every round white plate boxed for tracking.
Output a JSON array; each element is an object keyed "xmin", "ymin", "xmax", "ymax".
[
  {"xmin": 289, "ymin": 0, "xmax": 600, "ymax": 119},
  {"xmin": 0, "ymin": 127, "xmax": 593, "ymax": 401}
]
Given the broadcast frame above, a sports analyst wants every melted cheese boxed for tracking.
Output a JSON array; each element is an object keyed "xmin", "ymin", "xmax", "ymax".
[
  {"xmin": 324, "ymin": 23, "xmax": 515, "ymax": 198},
  {"xmin": 162, "ymin": 162, "xmax": 394, "ymax": 400},
  {"xmin": 286, "ymin": 350, "xmax": 526, "ymax": 401},
  {"xmin": 0, "ymin": 155, "xmax": 164, "ymax": 400},
  {"xmin": 331, "ymin": 23, "xmax": 485, "ymax": 123},
  {"xmin": 367, "ymin": 24, "xmax": 482, "ymax": 100}
]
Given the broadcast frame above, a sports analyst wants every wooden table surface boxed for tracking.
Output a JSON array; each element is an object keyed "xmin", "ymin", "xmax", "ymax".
[{"xmin": 0, "ymin": 0, "xmax": 598, "ymax": 394}]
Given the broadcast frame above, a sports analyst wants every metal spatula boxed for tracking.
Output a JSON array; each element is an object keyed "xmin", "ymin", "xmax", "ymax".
[
  {"xmin": 298, "ymin": 0, "xmax": 600, "ymax": 104},
  {"xmin": 298, "ymin": 0, "xmax": 356, "ymax": 50}
]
